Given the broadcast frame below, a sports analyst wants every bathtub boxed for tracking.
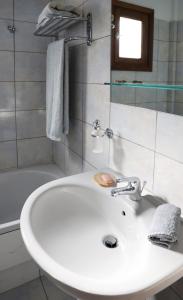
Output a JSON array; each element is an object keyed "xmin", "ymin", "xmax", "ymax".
[{"xmin": 0, "ymin": 164, "xmax": 64, "ymax": 293}]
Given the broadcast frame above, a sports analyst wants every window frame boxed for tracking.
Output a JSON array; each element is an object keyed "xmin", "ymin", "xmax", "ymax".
[{"xmin": 111, "ymin": 0, "xmax": 154, "ymax": 71}]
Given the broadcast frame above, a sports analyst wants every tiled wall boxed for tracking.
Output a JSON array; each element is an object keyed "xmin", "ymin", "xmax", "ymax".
[
  {"xmin": 53, "ymin": 0, "xmax": 111, "ymax": 175},
  {"xmin": 54, "ymin": 0, "xmax": 183, "ymax": 217},
  {"xmin": 53, "ymin": 3, "xmax": 183, "ymax": 298},
  {"xmin": 0, "ymin": 0, "xmax": 52, "ymax": 171}
]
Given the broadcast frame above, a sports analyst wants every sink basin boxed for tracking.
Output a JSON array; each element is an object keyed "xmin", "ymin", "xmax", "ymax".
[{"xmin": 20, "ymin": 171, "xmax": 183, "ymax": 300}]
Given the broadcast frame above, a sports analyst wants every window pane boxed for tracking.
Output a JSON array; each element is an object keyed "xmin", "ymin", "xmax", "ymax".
[{"xmin": 119, "ymin": 17, "xmax": 142, "ymax": 59}]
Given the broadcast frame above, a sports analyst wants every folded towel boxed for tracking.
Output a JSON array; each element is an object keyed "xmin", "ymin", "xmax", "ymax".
[
  {"xmin": 37, "ymin": 1, "xmax": 77, "ymax": 28},
  {"xmin": 148, "ymin": 203, "xmax": 181, "ymax": 249},
  {"xmin": 46, "ymin": 39, "xmax": 69, "ymax": 141}
]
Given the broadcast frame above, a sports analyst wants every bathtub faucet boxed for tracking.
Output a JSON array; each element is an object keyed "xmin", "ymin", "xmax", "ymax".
[{"xmin": 111, "ymin": 177, "xmax": 146, "ymax": 201}]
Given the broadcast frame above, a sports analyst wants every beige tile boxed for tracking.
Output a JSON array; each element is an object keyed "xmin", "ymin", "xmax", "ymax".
[
  {"xmin": 109, "ymin": 137, "xmax": 154, "ymax": 191},
  {"xmin": 110, "ymin": 104, "xmax": 157, "ymax": 150},
  {"xmin": 156, "ymin": 112, "xmax": 183, "ymax": 162}
]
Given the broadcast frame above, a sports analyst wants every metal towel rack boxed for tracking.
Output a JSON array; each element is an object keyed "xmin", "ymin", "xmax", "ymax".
[{"xmin": 34, "ymin": 12, "xmax": 92, "ymax": 46}]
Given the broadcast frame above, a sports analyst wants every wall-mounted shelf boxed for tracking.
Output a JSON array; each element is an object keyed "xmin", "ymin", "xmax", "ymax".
[
  {"xmin": 34, "ymin": 12, "xmax": 92, "ymax": 46},
  {"xmin": 105, "ymin": 82, "xmax": 183, "ymax": 91}
]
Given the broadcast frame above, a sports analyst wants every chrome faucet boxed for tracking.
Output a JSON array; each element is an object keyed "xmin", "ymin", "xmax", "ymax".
[{"xmin": 111, "ymin": 177, "xmax": 146, "ymax": 201}]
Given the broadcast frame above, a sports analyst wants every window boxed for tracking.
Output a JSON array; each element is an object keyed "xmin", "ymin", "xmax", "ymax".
[{"xmin": 112, "ymin": 0, "xmax": 154, "ymax": 71}]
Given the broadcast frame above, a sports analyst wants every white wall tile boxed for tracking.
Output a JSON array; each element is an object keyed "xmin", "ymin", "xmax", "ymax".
[
  {"xmin": 156, "ymin": 112, "xmax": 183, "ymax": 163},
  {"xmin": 0, "ymin": 83, "xmax": 15, "ymax": 112},
  {"xmin": 111, "ymin": 86, "xmax": 136, "ymax": 105},
  {"xmin": 18, "ymin": 137, "xmax": 52, "ymax": 168},
  {"xmin": 154, "ymin": 153, "xmax": 183, "ymax": 212},
  {"xmin": 70, "ymin": 83, "xmax": 83, "ymax": 121},
  {"xmin": 0, "ymin": 112, "xmax": 16, "ymax": 141},
  {"xmin": 0, "ymin": 141, "xmax": 17, "ymax": 170},
  {"xmin": 0, "ymin": 20, "xmax": 14, "ymax": 51},
  {"xmin": 14, "ymin": 0, "xmax": 48, "ymax": 22},
  {"xmin": 83, "ymin": 0, "xmax": 111, "ymax": 39},
  {"xmin": 16, "ymin": 82, "xmax": 46, "ymax": 110},
  {"xmin": 65, "ymin": 119, "xmax": 83, "ymax": 156},
  {"xmin": 84, "ymin": 36, "xmax": 111, "ymax": 84},
  {"xmin": 15, "ymin": 21, "xmax": 50, "ymax": 52},
  {"xmin": 0, "ymin": 52, "xmax": 14, "ymax": 81},
  {"xmin": 109, "ymin": 136, "xmax": 154, "ymax": 191},
  {"xmin": 136, "ymin": 62, "xmax": 158, "ymax": 82},
  {"xmin": 16, "ymin": 110, "xmax": 46, "ymax": 139},
  {"xmin": 158, "ymin": 20, "xmax": 170, "ymax": 42},
  {"xmin": 65, "ymin": 148, "xmax": 83, "ymax": 176},
  {"xmin": 158, "ymin": 41, "xmax": 169, "ymax": 62},
  {"xmin": 83, "ymin": 160, "xmax": 96, "ymax": 172},
  {"xmin": 110, "ymin": 103, "xmax": 157, "ymax": 150},
  {"xmin": 0, "ymin": 0, "xmax": 13, "ymax": 20},
  {"xmin": 83, "ymin": 84, "xmax": 110, "ymax": 128},
  {"xmin": 15, "ymin": 52, "xmax": 46, "ymax": 81},
  {"xmin": 53, "ymin": 142, "xmax": 65, "ymax": 173}
]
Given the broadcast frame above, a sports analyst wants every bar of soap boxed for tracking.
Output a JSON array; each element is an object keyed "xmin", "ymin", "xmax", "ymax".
[{"xmin": 94, "ymin": 173, "xmax": 116, "ymax": 187}]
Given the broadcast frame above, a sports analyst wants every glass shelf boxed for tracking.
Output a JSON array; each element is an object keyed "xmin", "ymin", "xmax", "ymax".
[{"xmin": 105, "ymin": 82, "xmax": 183, "ymax": 91}]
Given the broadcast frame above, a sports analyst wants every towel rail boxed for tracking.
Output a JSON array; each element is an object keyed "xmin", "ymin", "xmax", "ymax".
[{"xmin": 34, "ymin": 13, "xmax": 92, "ymax": 46}]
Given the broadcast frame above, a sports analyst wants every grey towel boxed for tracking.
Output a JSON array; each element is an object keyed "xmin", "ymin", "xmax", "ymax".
[{"xmin": 148, "ymin": 203, "xmax": 181, "ymax": 249}]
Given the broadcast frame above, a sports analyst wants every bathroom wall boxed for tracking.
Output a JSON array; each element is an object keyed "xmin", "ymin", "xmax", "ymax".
[
  {"xmin": 53, "ymin": 1, "xmax": 183, "ymax": 298},
  {"xmin": 54, "ymin": 0, "xmax": 183, "ymax": 216},
  {"xmin": 0, "ymin": 0, "xmax": 52, "ymax": 171}
]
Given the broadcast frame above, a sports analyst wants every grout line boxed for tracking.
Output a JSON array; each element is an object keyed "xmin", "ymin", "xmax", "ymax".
[
  {"xmin": 12, "ymin": 0, "xmax": 19, "ymax": 169},
  {"xmin": 152, "ymin": 111, "xmax": 158, "ymax": 191},
  {"xmin": 39, "ymin": 270, "xmax": 49, "ymax": 300},
  {"xmin": 171, "ymin": 286, "xmax": 183, "ymax": 300}
]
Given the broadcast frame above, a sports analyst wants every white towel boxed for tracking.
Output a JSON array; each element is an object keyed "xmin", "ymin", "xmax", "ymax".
[
  {"xmin": 46, "ymin": 39, "xmax": 69, "ymax": 141},
  {"xmin": 148, "ymin": 203, "xmax": 181, "ymax": 249},
  {"xmin": 37, "ymin": 1, "xmax": 76, "ymax": 28}
]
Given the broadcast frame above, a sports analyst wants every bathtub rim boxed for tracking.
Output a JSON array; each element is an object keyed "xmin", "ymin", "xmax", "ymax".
[{"xmin": 0, "ymin": 163, "xmax": 65, "ymax": 235}]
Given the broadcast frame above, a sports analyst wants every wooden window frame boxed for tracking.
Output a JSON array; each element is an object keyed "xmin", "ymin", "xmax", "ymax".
[{"xmin": 112, "ymin": 0, "xmax": 154, "ymax": 71}]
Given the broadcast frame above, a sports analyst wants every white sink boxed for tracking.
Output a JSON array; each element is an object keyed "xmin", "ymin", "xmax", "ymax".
[{"xmin": 20, "ymin": 171, "xmax": 183, "ymax": 300}]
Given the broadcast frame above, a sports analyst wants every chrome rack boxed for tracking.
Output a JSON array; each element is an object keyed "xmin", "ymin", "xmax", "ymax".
[{"xmin": 34, "ymin": 12, "xmax": 92, "ymax": 46}]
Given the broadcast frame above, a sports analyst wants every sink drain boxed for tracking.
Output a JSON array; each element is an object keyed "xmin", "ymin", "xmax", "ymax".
[{"xmin": 103, "ymin": 235, "xmax": 118, "ymax": 249}]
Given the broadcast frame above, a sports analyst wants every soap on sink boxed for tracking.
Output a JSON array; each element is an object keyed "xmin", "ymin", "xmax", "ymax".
[{"xmin": 94, "ymin": 173, "xmax": 117, "ymax": 187}]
